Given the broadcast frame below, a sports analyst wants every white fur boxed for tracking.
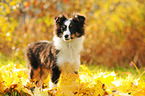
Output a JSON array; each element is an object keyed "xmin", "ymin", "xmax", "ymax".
[
  {"xmin": 49, "ymin": 80, "xmax": 57, "ymax": 90},
  {"xmin": 63, "ymin": 19, "xmax": 71, "ymax": 41},
  {"xmin": 53, "ymin": 35, "xmax": 85, "ymax": 73}
]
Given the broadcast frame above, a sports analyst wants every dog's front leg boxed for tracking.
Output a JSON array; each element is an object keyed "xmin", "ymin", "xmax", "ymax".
[{"xmin": 49, "ymin": 65, "xmax": 61, "ymax": 90}]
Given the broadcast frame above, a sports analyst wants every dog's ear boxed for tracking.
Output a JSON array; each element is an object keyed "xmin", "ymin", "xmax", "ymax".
[
  {"xmin": 55, "ymin": 15, "xmax": 67, "ymax": 25},
  {"xmin": 73, "ymin": 15, "xmax": 86, "ymax": 26}
]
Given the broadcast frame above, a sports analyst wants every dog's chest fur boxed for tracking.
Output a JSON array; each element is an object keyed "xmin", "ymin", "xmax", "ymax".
[{"xmin": 53, "ymin": 35, "xmax": 85, "ymax": 73}]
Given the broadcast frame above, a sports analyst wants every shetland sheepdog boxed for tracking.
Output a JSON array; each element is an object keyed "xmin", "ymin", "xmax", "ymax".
[{"xmin": 25, "ymin": 14, "xmax": 85, "ymax": 89}]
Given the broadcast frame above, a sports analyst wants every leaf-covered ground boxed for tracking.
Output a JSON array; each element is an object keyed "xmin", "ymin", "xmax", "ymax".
[{"xmin": 0, "ymin": 63, "xmax": 145, "ymax": 96}]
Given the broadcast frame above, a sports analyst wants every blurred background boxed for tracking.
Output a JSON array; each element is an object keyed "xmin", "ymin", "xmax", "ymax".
[{"xmin": 0, "ymin": 0, "xmax": 145, "ymax": 67}]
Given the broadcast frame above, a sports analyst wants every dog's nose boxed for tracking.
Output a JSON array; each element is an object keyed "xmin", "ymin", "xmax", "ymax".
[{"xmin": 64, "ymin": 35, "xmax": 69, "ymax": 39}]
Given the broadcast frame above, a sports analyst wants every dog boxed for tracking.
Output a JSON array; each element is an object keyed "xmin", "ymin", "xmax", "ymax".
[{"xmin": 25, "ymin": 14, "xmax": 85, "ymax": 89}]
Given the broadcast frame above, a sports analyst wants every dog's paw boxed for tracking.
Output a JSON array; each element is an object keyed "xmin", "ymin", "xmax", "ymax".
[{"xmin": 30, "ymin": 87, "xmax": 35, "ymax": 92}]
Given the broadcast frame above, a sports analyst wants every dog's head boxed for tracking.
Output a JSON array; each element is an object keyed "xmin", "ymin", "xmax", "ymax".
[{"xmin": 54, "ymin": 15, "xmax": 85, "ymax": 41}]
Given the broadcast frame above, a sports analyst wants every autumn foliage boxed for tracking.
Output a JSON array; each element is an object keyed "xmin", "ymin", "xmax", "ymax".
[
  {"xmin": 0, "ymin": 0, "xmax": 145, "ymax": 67},
  {"xmin": 0, "ymin": 63, "xmax": 145, "ymax": 96},
  {"xmin": 0, "ymin": 0, "xmax": 145, "ymax": 96}
]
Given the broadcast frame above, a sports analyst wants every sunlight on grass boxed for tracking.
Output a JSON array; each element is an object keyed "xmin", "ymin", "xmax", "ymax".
[{"xmin": 86, "ymin": 63, "xmax": 145, "ymax": 80}]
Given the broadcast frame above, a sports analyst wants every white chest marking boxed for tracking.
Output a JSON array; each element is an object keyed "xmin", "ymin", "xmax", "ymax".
[{"xmin": 53, "ymin": 36, "xmax": 85, "ymax": 73}]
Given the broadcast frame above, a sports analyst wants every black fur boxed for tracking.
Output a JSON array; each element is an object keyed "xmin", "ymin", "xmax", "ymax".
[
  {"xmin": 26, "ymin": 41, "xmax": 61, "ymax": 85},
  {"xmin": 50, "ymin": 65, "xmax": 61, "ymax": 84},
  {"xmin": 55, "ymin": 15, "xmax": 85, "ymax": 38},
  {"xmin": 72, "ymin": 15, "xmax": 85, "ymax": 37},
  {"xmin": 55, "ymin": 15, "xmax": 67, "ymax": 38},
  {"xmin": 26, "ymin": 14, "xmax": 86, "ymax": 88}
]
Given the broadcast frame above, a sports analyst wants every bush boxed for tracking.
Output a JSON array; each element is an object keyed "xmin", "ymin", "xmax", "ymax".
[{"xmin": 0, "ymin": 0, "xmax": 145, "ymax": 67}]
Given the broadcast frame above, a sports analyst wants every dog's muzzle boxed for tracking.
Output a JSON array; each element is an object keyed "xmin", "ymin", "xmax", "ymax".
[{"xmin": 63, "ymin": 34, "xmax": 71, "ymax": 41}]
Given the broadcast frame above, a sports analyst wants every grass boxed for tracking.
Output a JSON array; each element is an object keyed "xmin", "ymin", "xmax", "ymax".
[
  {"xmin": 0, "ymin": 54, "xmax": 145, "ymax": 80},
  {"xmin": 0, "ymin": 58, "xmax": 26, "ymax": 67},
  {"xmin": 85, "ymin": 64, "xmax": 145, "ymax": 80},
  {"xmin": 0, "ymin": 53, "xmax": 26, "ymax": 67}
]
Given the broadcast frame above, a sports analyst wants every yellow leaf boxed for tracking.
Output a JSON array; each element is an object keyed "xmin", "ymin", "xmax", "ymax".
[{"xmin": 57, "ymin": 73, "xmax": 79, "ymax": 96}]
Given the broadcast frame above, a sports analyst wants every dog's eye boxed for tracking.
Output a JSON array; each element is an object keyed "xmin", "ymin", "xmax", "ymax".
[
  {"xmin": 61, "ymin": 25, "xmax": 66, "ymax": 31},
  {"xmin": 63, "ymin": 25, "xmax": 66, "ymax": 28}
]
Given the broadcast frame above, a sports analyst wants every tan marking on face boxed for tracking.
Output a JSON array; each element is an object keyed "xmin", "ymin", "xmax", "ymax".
[
  {"xmin": 63, "ymin": 25, "xmax": 66, "ymax": 28},
  {"xmin": 71, "ymin": 34, "xmax": 75, "ymax": 39},
  {"xmin": 76, "ymin": 32, "xmax": 80, "ymax": 37}
]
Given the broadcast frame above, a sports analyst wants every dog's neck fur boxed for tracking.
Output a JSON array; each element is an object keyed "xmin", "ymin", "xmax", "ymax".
[
  {"xmin": 53, "ymin": 35, "xmax": 84, "ymax": 52},
  {"xmin": 53, "ymin": 35, "xmax": 85, "ymax": 73}
]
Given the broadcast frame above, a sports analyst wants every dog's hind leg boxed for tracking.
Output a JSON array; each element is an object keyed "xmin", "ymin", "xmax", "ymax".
[
  {"xmin": 36, "ymin": 67, "xmax": 49, "ymax": 87},
  {"xmin": 28, "ymin": 67, "xmax": 41, "ymax": 82}
]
